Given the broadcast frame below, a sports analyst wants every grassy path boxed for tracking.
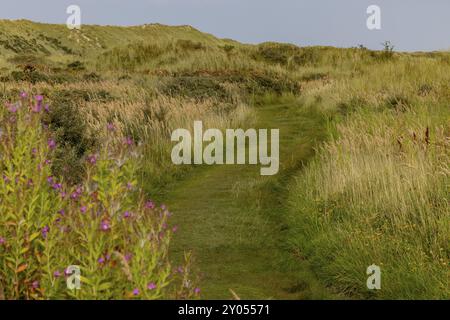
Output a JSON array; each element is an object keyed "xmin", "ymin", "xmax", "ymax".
[{"xmin": 164, "ymin": 99, "xmax": 333, "ymax": 299}]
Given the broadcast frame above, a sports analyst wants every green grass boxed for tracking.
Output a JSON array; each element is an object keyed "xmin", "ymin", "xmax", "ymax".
[
  {"xmin": 164, "ymin": 96, "xmax": 337, "ymax": 299},
  {"xmin": 286, "ymin": 58, "xmax": 450, "ymax": 299},
  {"xmin": 0, "ymin": 19, "xmax": 448, "ymax": 300}
]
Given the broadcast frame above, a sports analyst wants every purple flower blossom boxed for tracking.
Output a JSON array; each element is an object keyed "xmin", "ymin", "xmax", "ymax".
[
  {"xmin": 64, "ymin": 268, "xmax": 71, "ymax": 277},
  {"xmin": 0, "ymin": 237, "xmax": 5, "ymax": 245},
  {"xmin": 98, "ymin": 257, "xmax": 105, "ymax": 264},
  {"xmin": 100, "ymin": 220, "xmax": 110, "ymax": 231},
  {"xmin": 147, "ymin": 282, "xmax": 157, "ymax": 290},
  {"xmin": 194, "ymin": 288, "xmax": 201, "ymax": 294},
  {"xmin": 126, "ymin": 182, "xmax": 133, "ymax": 190},
  {"xmin": 44, "ymin": 104, "xmax": 50, "ymax": 112},
  {"xmin": 7, "ymin": 103, "xmax": 19, "ymax": 113},
  {"xmin": 32, "ymin": 103, "xmax": 42, "ymax": 113},
  {"xmin": 145, "ymin": 200, "xmax": 155, "ymax": 209},
  {"xmin": 47, "ymin": 139, "xmax": 56, "ymax": 150},
  {"xmin": 132, "ymin": 288, "xmax": 140, "ymax": 296},
  {"xmin": 87, "ymin": 154, "xmax": 97, "ymax": 165},
  {"xmin": 80, "ymin": 206, "xmax": 87, "ymax": 214},
  {"xmin": 58, "ymin": 209, "xmax": 65, "ymax": 216},
  {"xmin": 35, "ymin": 95, "xmax": 44, "ymax": 103},
  {"xmin": 172, "ymin": 225, "xmax": 178, "ymax": 233},
  {"xmin": 70, "ymin": 186, "xmax": 83, "ymax": 200},
  {"xmin": 32, "ymin": 281, "xmax": 39, "ymax": 289},
  {"xmin": 20, "ymin": 91, "xmax": 27, "ymax": 99},
  {"xmin": 31, "ymin": 148, "xmax": 37, "ymax": 156},
  {"xmin": 52, "ymin": 183, "xmax": 62, "ymax": 190},
  {"xmin": 107, "ymin": 123, "xmax": 116, "ymax": 131},
  {"xmin": 125, "ymin": 253, "xmax": 132, "ymax": 262},
  {"xmin": 53, "ymin": 270, "xmax": 61, "ymax": 278},
  {"xmin": 123, "ymin": 211, "xmax": 131, "ymax": 219},
  {"xmin": 2, "ymin": 175, "xmax": 10, "ymax": 184},
  {"xmin": 41, "ymin": 225, "xmax": 50, "ymax": 238},
  {"xmin": 125, "ymin": 137, "xmax": 134, "ymax": 146}
]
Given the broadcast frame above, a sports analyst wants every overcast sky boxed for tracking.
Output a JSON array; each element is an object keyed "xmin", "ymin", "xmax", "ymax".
[{"xmin": 1, "ymin": 0, "xmax": 449, "ymax": 51}]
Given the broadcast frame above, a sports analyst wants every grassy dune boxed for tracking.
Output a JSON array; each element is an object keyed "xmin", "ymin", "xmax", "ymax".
[
  {"xmin": 0, "ymin": 20, "xmax": 448, "ymax": 299},
  {"xmin": 288, "ymin": 53, "xmax": 450, "ymax": 299}
]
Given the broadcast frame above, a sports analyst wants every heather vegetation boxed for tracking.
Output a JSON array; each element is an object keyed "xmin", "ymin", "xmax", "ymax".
[{"xmin": 0, "ymin": 20, "xmax": 448, "ymax": 299}]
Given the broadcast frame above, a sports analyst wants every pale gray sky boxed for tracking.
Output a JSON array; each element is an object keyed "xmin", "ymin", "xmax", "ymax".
[{"xmin": 1, "ymin": 0, "xmax": 449, "ymax": 51}]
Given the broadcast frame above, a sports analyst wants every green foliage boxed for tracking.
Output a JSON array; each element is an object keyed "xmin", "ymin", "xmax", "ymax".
[
  {"xmin": 8, "ymin": 70, "xmax": 50, "ymax": 84},
  {"xmin": 67, "ymin": 61, "xmax": 85, "ymax": 71},
  {"xmin": 82, "ymin": 72, "xmax": 102, "ymax": 82},
  {"xmin": 254, "ymin": 42, "xmax": 300, "ymax": 65},
  {"xmin": 220, "ymin": 44, "xmax": 235, "ymax": 56},
  {"xmin": 44, "ymin": 93, "xmax": 96, "ymax": 184},
  {"xmin": 176, "ymin": 39, "xmax": 205, "ymax": 51},
  {"xmin": 98, "ymin": 42, "xmax": 166, "ymax": 71},
  {"xmin": 7, "ymin": 54, "xmax": 47, "ymax": 66},
  {"xmin": 253, "ymin": 43, "xmax": 322, "ymax": 67},
  {"xmin": 381, "ymin": 40, "xmax": 395, "ymax": 60},
  {"xmin": 0, "ymin": 35, "xmax": 50, "ymax": 54},
  {"xmin": 0, "ymin": 19, "xmax": 448, "ymax": 300},
  {"xmin": 161, "ymin": 76, "xmax": 230, "ymax": 100},
  {"xmin": 0, "ymin": 95, "xmax": 198, "ymax": 299}
]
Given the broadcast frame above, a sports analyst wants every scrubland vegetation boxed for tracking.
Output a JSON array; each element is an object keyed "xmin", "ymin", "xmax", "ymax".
[
  {"xmin": 0, "ymin": 20, "xmax": 448, "ymax": 299},
  {"xmin": 288, "ymin": 53, "xmax": 449, "ymax": 299}
]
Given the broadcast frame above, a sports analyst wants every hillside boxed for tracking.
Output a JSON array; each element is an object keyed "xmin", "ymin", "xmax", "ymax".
[
  {"xmin": 0, "ymin": 19, "xmax": 232, "ymax": 58},
  {"xmin": 0, "ymin": 19, "xmax": 448, "ymax": 300}
]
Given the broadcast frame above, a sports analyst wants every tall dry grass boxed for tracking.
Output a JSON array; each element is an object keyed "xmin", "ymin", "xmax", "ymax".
[{"xmin": 288, "ymin": 53, "xmax": 450, "ymax": 299}]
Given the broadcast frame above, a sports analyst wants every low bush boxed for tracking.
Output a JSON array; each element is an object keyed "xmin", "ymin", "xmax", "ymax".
[
  {"xmin": 0, "ymin": 94, "xmax": 199, "ymax": 299},
  {"xmin": 176, "ymin": 39, "xmax": 205, "ymax": 51},
  {"xmin": 161, "ymin": 76, "xmax": 230, "ymax": 101}
]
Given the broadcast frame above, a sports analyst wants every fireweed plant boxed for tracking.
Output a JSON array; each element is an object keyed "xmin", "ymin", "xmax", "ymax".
[{"xmin": 0, "ymin": 93, "xmax": 198, "ymax": 299}]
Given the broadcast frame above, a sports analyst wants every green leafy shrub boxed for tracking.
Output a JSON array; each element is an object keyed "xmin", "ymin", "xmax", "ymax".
[
  {"xmin": 220, "ymin": 44, "xmax": 235, "ymax": 56},
  {"xmin": 7, "ymin": 54, "xmax": 47, "ymax": 66},
  {"xmin": 161, "ymin": 76, "xmax": 230, "ymax": 100},
  {"xmin": 384, "ymin": 94, "xmax": 411, "ymax": 112},
  {"xmin": 369, "ymin": 41, "xmax": 396, "ymax": 62},
  {"xmin": 0, "ymin": 94, "xmax": 198, "ymax": 299},
  {"xmin": 290, "ymin": 48, "xmax": 321, "ymax": 66},
  {"xmin": 83, "ymin": 72, "xmax": 102, "ymax": 82},
  {"xmin": 176, "ymin": 39, "xmax": 205, "ymax": 51},
  {"xmin": 253, "ymin": 42, "xmax": 300, "ymax": 65},
  {"xmin": 67, "ymin": 61, "xmax": 85, "ymax": 71},
  {"xmin": 244, "ymin": 72, "xmax": 300, "ymax": 95},
  {"xmin": 43, "ymin": 92, "xmax": 97, "ymax": 184},
  {"xmin": 98, "ymin": 42, "xmax": 165, "ymax": 71},
  {"xmin": 9, "ymin": 70, "xmax": 49, "ymax": 84}
]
